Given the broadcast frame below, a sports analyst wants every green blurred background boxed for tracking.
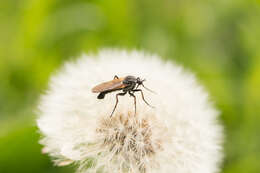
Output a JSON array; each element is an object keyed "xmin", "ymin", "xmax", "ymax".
[{"xmin": 0, "ymin": 0, "xmax": 260, "ymax": 172}]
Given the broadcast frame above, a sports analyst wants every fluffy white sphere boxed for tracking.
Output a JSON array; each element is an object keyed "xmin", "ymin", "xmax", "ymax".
[{"xmin": 37, "ymin": 49, "xmax": 223, "ymax": 173}]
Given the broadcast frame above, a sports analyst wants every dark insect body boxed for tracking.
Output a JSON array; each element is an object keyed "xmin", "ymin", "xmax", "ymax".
[{"xmin": 92, "ymin": 75, "xmax": 154, "ymax": 117}]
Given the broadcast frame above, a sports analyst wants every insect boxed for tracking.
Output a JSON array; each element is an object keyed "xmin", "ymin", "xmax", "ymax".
[{"xmin": 92, "ymin": 75, "xmax": 154, "ymax": 117}]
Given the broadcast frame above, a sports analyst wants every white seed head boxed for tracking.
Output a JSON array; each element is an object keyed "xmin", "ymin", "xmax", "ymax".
[{"xmin": 37, "ymin": 49, "xmax": 223, "ymax": 173}]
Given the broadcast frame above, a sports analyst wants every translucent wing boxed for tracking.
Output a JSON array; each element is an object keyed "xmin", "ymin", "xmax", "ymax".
[{"xmin": 91, "ymin": 77, "xmax": 126, "ymax": 93}]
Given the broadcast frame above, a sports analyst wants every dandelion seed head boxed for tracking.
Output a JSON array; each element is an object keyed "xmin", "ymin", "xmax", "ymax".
[
  {"xmin": 95, "ymin": 112, "xmax": 167, "ymax": 172},
  {"xmin": 37, "ymin": 49, "xmax": 223, "ymax": 173}
]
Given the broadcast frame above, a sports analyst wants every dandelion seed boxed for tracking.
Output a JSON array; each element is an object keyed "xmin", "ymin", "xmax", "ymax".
[{"xmin": 37, "ymin": 49, "xmax": 223, "ymax": 173}]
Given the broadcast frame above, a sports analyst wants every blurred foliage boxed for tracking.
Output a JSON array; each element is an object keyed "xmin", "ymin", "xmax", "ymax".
[{"xmin": 0, "ymin": 0, "xmax": 260, "ymax": 172}]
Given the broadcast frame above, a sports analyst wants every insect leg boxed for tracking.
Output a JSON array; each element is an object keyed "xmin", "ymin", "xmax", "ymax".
[
  {"xmin": 128, "ymin": 92, "xmax": 136, "ymax": 116},
  {"xmin": 133, "ymin": 89, "xmax": 155, "ymax": 108},
  {"xmin": 141, "ymin": 84, "xmax": 156, "ymax": 94},
  {"xmin": 110, "ymin": 92, "xmax": 127, "ymax": 117}
]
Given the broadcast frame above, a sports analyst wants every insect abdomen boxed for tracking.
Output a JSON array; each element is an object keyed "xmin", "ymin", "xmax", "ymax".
[{"xmin": 97, "ymin": 92, "xmax": 106, "ymax": 99}]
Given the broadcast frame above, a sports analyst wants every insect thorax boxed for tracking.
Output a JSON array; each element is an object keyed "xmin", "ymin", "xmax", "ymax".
[{"xmin": 123, "ymin": 76, "xmax": 137, "ymax": 84}]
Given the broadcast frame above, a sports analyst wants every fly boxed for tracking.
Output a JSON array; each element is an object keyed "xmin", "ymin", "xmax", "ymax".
[{"xmin": 92, "ymin": 75, "xmax": 154, "ymax": 117}]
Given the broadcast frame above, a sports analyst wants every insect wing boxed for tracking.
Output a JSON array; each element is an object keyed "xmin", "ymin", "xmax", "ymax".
[{"xmin": 92, "ymin": 77, "xmax": 126, "ymax": 93}]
